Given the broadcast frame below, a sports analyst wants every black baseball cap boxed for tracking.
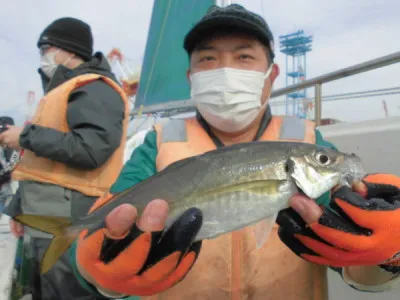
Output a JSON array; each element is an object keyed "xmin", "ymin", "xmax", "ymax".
[{"xmin": 184, "ymin": 4, "xmax": 275, "ymax": 60}]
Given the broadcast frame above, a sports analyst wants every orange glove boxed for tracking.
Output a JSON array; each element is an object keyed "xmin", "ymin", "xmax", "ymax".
[
  {"xmin": 76, "ymin": 194, "xmax": 203, "ymax": 297},
  {"xmin": 277, "ymin": 173, "xmax": 400, "ymax": 273}
]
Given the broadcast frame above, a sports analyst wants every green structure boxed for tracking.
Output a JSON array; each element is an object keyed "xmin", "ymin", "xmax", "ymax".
[{"xmin": 134, "ymin": 0, "xmax": 215, "ymax": 110}]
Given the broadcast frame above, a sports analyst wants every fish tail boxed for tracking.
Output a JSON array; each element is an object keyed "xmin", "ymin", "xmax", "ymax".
[{"xmin": 15, "ymin": 214, "xmax": 79, "ymax": 274}]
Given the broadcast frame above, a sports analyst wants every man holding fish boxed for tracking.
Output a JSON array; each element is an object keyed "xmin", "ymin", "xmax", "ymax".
[{"xmin": 9, "ymin": 4, "xmax": 400, "ymax": 300}]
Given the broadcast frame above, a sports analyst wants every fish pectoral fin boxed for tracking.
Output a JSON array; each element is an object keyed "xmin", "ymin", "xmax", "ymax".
[
  {"xmin": 252, "ymin": 213, "xmax": 278, "ymax": 249},
  {"xmin": 40, "ymin": 233, "xmax": 77, "ymax": 274},
  {"xmin": 15, "ymin": 215, "xmax": 78, "ymax": 274}
]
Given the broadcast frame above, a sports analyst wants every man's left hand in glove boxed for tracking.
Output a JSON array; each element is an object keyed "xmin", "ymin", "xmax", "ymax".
[{"xmin": 277, "ymin": 173, "xmax": 400, "ymax": 275}]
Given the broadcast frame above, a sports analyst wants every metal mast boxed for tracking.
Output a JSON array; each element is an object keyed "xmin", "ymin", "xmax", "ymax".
[{"xmin": 279, "ymin": 30, "xmax": 313, "ymax": 118}]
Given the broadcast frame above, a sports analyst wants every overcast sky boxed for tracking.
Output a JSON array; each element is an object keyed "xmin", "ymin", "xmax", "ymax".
[{"xmin": 0, "ymin": 0, "xmax": 399, "ymax": 125}]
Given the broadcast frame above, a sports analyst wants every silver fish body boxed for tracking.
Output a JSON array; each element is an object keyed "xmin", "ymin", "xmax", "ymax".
[
  {"xmin": 15, "ymin": 140, "xmax": 366, "ymax": 274},
  {"xmin": 74, "ymin": 140, "xmax": 366, "ymax": 242}
]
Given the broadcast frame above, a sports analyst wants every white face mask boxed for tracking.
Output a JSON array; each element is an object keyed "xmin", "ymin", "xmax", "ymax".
[
  {"xmin": 190, "ymin": 65, "xmax": 273, "ymax": 133},
  {"xmin": 40, "ymin": 50, "xmax": 73, "ymax": 78},
  {"xmin": 40, "ymin": 50, "xmax": 60, "ymax": 78}
]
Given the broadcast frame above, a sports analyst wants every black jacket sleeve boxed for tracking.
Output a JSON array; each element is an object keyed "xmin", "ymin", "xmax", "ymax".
[{"xmin": 19, "ymin": 79, "xmax": 125, "ymax": 170}]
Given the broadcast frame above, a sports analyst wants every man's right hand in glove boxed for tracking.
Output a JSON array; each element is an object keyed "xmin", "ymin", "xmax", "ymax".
[{"xmin": 75, "ymin": 196, "xmax": 203, "ymax": 298}]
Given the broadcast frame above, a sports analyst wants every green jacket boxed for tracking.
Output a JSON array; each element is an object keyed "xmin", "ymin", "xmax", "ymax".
[{"xmin": 69, "ymin": 116, "xmax": 337, "ymax": 299}]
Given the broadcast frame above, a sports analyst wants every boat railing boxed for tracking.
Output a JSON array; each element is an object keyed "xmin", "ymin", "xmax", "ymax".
[{"xmin": 131, "ymin": 50, "xmax": 400, "ymax": 125}]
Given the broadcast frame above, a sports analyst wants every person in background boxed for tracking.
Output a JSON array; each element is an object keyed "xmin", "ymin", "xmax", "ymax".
[
  {"xmin": 1, "ymin": 17, "xmax": 129, "ymax": 300},
  {"xmin": 0, "ymin": 116, "xmax": 20, "ymax": 213}
]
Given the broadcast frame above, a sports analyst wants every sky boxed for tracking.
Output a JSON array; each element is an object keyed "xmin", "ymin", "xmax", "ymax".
[{"xmin": 0, "ymin": 0, "xmax": 399, "ymax": 125}]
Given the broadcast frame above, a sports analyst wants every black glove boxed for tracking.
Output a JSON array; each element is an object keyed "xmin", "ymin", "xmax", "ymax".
[{"xmin": 76, "ymin": 193, "xmax": 203, "ymax": 297}]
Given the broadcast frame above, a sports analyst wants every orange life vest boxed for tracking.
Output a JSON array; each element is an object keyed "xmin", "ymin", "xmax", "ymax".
[
  {"xmin": 145, "ymin": 116, "xmax": 328, "ymax": 300},
  {"xmin": 12, "ymin": 73, "xmax": 129, "ymax": 197}
]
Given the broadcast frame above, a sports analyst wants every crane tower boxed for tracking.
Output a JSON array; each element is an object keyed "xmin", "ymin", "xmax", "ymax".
[{"xmin": 279, "ymin": 30, "xmax": 313, "ymax": 118}]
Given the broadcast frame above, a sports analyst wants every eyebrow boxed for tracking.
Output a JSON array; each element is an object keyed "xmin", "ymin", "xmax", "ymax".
[
  {"xmin": 233, "ymin": 44, "xmax": 255, "ymax": 51},
  {"xmin": 194, "ymin": 43, "xmax": 256, "ymax": 53},
  {"xmin": 194, "ymin": 44, "xmax": 216, "ymax": 52}
]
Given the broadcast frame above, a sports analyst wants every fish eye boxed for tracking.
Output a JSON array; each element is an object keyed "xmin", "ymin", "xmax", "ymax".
[{"xmin": 315, "ymin": 152, "xmax": 331, "ymax": 165}]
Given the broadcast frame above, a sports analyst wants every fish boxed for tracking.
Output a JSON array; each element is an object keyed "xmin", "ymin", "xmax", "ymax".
[{"xmin": 14, "ymin": 140, "xmax": 366, "ymax": 274}]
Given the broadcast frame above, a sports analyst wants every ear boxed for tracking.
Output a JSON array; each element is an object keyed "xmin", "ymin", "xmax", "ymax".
[
  {"xmin": 270, "ymin": 63, "xmax": 280, "ymax": 84},
  {"xmin": 186, "ymin": 69, "xmax": 191, "ymax": 85}
]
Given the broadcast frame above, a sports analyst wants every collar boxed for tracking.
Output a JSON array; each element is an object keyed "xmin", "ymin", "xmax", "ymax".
[{"xmin": 196, "ymin": 105, "xmax": 273, "ymax": 148}]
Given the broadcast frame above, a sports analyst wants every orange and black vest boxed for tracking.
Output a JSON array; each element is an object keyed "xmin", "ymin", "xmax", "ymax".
[
  {"xmin": 12, "ymin": 73, "xmax": 130, "ymax": 197},
  {"xmin": 143, "ymin": 116, "xmax": 328, "ymax": 300}
]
